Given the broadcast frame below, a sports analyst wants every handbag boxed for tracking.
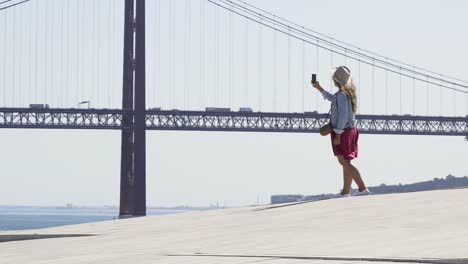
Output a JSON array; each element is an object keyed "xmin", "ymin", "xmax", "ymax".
[
  {"xmin": 319, "ymin": 109, "xmax": 332, "ymax": 136},
  {"xmin": 319, "ymin": 123, "xmax": 332, "ymax": 136}
]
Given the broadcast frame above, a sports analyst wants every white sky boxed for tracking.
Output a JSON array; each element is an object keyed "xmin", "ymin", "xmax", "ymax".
[{"xmin": 0, "ymin": 0, "xmax": 467, "ymax": 207}]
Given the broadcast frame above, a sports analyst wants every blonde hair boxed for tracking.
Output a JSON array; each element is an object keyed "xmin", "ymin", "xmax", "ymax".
[{"xmin": 338, "ymin": 79, "xmax": 358, "ymax": 114}]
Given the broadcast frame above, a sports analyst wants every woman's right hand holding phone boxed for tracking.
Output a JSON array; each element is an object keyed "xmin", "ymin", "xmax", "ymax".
[{"xmin": 312, "ymin": 81, "xmax": 323, "ymax": 92}]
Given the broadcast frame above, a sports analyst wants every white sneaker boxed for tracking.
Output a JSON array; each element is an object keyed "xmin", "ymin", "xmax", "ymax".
[
  {"xmin": 352, "ymin": 188, "xmax": 372, "ymax": 196},
  {"xmin": 332, "ymin": 191, "xmax": 351, "ymax": 199}
]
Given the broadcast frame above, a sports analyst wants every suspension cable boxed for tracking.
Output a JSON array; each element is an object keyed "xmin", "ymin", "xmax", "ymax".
[
  {"xmin": 207, "ymin": 0, "xmax": 468, "ymax": 94},
  {"xmin": 211, "ymin": 0, "xmax": 468, "ymax": 92},
  {"xmin": 229, "ymin": 0, "xmax": 468, "ymax": 85},
  {"xmin": 0, "ymin": 0, "xmax": 30, "ymax": 12}
]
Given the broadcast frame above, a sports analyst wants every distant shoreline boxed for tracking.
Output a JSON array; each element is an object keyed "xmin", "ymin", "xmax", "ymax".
[{"xmin": 272, "ymin": 174, "xmax": 468, "ymax": 204}]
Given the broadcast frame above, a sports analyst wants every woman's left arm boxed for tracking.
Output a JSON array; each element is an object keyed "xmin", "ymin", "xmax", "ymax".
[{"xmin": 333, "ymin": 92, "xmax": 349, "ymax": 135}]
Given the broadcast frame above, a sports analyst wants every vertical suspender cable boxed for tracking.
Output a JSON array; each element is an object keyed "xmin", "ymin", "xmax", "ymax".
[
  {"xmin": 315, "ymin": 39, "xmax": 319, "ymax": 111},
  {"xmin": 66, "ymin": 0, "xmax": 69, "ymax": 106},
  {"xmin": 273, "ymin": 28, "xmax": 276, "ymax": 111},
  {"xmin": 45, "ymin": 0, "xmax": 48, "ymax": 105},
  {"xmin": 453, "ymin": 83, "xmax": 456, "ymax": 116},
  {"xmin": 18, "ymin": 5, "xmax": 22, "ymax": 105},
  {"xmin": 29, "ymin": 2, "xmax": 32, "ymax": 105},
  {"xmin": 187, "ymin": 0, "xmax": 191, "ymax": 109},
  {"xmin": 215, "ymin": 4, "xmax": 220, "ymax": 106},
  {"xmin": 12, "ymin": 6, "xmax": 15, "ymax": 105},
  {"xmin": 76, "ymin": 0, "xmax": 79, "ymax": 105},
  {"xmin": 2, "ymin": 10, "xmax": 6, "ymax": 106},
  {"xmin": 108, "ymin": 0, "xmax": 111, "ymax": 108},
  {"xmin": 200, "ymin": 0, "xmax": 205, "ymax": 109},
  {"xmin": 97, "ymin": 0, "xmax": 101, "ymax": 107},
  {"xmin": 439, "ymin": 74, "xmax": 443, "ymax": 115},
  {"xmin": 60, "ymin": 0, "xmax": 65, "ymax": 107},
  {"xmin": 174, "ymin": 0, "xmax": 177, "ymax": 108},
  {"xmin": 184, "ymin": 0, "xmax": 188, "ymax": 109},
  {"xmin": 258, "ymin": 19, "xmax": 262, "ymax": 110},
  {"xmin": 172, "ymin": 1, "xmax": 177, "ymax": 108},
  {"xmin": 399, "ymin": 68, "xmax": 402, "ymax": 114},
  {"xmin": 92, "ymin": 1, "xmax": 96, "ymax": 106},
  {"xmin": 169, "ymin": 0, "xmax": 173, "ymax": 107},
  {"xmin": 465, "ymin": 82, "xmax": 468, "ymax": 116},
  {"xmin": 412, "ymin": 66, "xmax": 416, "ymax": 115},
  {"xmin": 112, "ymin": 0, "xmax": 116, "ymax": 108},
  {"xmin": 51, "ymin": 1, "xmax": 56, "ymax": 106},
  {"xmin": 357, "ymin": 59, "xmax": 360, "ymax": 113},
  {"xmin": 329, "ymin": 40, "xmax": 333, "ymax": 91},
  {"xmin": 156, "ymin": 0, "xmax": 160, "ymax": 107},
  {"xmin": 371, "ymin": 59, "xmax": 374, "ymax": 113},
  {"xmin": 426, "ymin": 77, "xmax": 429, "ymax": 115},
  {"xmin": 244, "ymin": 18, "xmax": 248, "ymax": 107},
  {"xmin": 228, "ymin": 1, "xmax": 232, "ymax": 108},
  {"xmin": 344, "ymin": 49, "xmax": 347, "ymax": 66},
  {"xmin": 301, "ymin": 39, "xmax": 305, "ymax": 112},
  {"xmin": 385, "ymin": 58, "xmax": 388, "ymax": 114},
  {"xmin": 287, "ymin": 29, "xmax": 290, "ymax": 112}
]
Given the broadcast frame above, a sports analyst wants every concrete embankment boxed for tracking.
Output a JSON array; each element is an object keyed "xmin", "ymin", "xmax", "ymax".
[{"xmin": 1, "ymin": 189, "xmax": 468, "ymax": 264}]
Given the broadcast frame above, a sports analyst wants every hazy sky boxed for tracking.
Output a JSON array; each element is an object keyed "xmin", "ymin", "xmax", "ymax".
[{"xmin": 0, "ymin": 0, "xmax": 467, "ymax": 207}]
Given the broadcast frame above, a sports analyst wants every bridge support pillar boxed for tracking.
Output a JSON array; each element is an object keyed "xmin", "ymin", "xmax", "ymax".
[{"xmin": 119, "ymin": 0, "xmax": 146, "ymax": 217}]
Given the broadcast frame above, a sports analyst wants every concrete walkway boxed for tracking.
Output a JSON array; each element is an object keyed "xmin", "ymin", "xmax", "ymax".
[{"xmin": 1, "ymin": 189, "xmax": 468, "ymax": 264}]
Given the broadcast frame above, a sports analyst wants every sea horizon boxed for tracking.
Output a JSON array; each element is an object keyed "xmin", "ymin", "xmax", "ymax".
[{"xmin": 0, "ymin": 205, "xmax": 205, "ymax": 231}]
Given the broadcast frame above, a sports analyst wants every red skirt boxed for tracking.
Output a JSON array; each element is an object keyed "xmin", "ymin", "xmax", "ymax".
[{"xmin": 330, "ymin": 127, "xmax": 359, "ymax": 160}]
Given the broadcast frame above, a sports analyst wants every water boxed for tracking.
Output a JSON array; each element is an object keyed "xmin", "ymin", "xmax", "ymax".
[{"xmin": 0, "ymin": 206, "xmax": 196, "ymax": 231}]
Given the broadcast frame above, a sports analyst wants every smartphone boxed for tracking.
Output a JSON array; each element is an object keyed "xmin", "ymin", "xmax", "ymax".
[{"xmin": 311, "ymin": 74, "xmax": 317, "ymax": 84}]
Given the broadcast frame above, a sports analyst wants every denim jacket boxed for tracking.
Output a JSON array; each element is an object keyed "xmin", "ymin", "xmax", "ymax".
[{"xmin": 321, "ymin": 89, "xmax": 356, "ymax": 134}]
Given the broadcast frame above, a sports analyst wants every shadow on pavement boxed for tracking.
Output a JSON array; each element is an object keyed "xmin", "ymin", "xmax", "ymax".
[{"xmin": 0, "ymin": 234, "xmax": 96, "ymax": 243}]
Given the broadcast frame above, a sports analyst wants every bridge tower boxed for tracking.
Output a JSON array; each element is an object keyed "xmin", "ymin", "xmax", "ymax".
[{"xmin": 120, "ymin": 0, "xmax": 147, "ymax": 217}]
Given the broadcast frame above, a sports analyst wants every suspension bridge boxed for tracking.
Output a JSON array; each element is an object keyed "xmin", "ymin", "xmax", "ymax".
[{"xmin": 0, "ymin": 0, "xmax": 467, "ymax": 216}]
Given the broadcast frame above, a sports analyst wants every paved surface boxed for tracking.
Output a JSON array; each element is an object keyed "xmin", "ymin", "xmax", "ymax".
[{"xmin": 1, "ymin": 189, "xmax": 468, "ymax": 264}]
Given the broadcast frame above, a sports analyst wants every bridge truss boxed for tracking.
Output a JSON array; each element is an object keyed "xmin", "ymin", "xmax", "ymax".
[{"xmin": 1, "ymin": 108, "xmax": 467, "ymax": 137}]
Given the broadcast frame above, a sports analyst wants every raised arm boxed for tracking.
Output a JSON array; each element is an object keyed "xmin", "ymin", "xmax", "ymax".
[{"xmin": 311, "ymin": 81, "xmax": 334, "ymax": 102}]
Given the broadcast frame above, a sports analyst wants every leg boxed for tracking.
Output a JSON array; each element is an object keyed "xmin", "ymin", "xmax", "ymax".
[
  {"xmin": 348, "ymin": 162, "xmax": 367, "ymax": 192},
  {"xmin": 338, "ymin": 156, "xmax": 367, "ymax": 192},
  {"xmin": 337, "ymin": 155, "xmax": 353, "ymax": 195}
]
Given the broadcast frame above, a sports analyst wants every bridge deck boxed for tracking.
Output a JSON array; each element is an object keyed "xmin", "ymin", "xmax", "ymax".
[{"xmin": 0, "ymin": 108, "xmax": 467, "ymax": 136}]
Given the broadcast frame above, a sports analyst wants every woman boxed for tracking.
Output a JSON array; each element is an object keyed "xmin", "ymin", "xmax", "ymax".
[{"xmin": 312, "ymin": 66, "xmax": 370, "ymax": 197}]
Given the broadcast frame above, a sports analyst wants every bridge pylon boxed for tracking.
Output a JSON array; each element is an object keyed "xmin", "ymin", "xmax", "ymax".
[{"xmin": 119, "ymin": 0, "xmax": 146, "ymax": 217}]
